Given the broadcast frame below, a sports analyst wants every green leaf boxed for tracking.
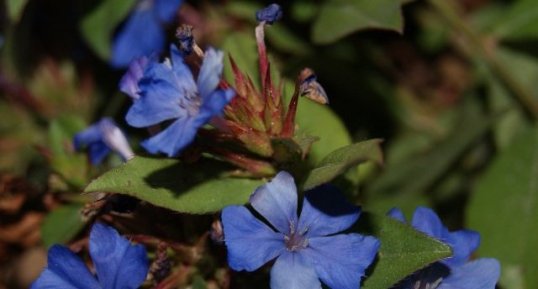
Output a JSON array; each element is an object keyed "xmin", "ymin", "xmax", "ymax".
[
  {"xmin": 312, "ymin": 0, "xmax": 406, "ymax": 44},
  {"xmin": 222, "ymin": 32, "xmax": 259, "ymax": 86},
  {"xmin": 468, "ymin": 127, "xmax": 538, "ymax": 289},
  {"xmin": 489, "ymin": 0, "xmax": 538, "ymax": 41},
  {"xmin": 48, "ymin": 116, "xmax": 88, "ymax": 187},
  {"xmin": 84, "ymin": 157, "xmax": 264, "ymax": 214},
  {"xmin": 7, "ymin": 0, "xmax": 29, "ymax": 23},
  {"xmin": 358, "ymin": 213, "xmax": 452, "ymax": 289},
  {"xmin": 41, "ymin": 204, "xmax": 85, "ymax": 248},
  {"xmin": 283, "ymin": 82, "xmax": 353, "ymax": 164},
  {"xmin": 303, "ymin": 139, "xmax": 383, "ymax": 190},
  {"xmin": 367, "ymin": 101, "xmax": 495, "ymax": 202},
  {"xmin": 80, "ymin": 0, "xmax": 137, "ymax": 60}
]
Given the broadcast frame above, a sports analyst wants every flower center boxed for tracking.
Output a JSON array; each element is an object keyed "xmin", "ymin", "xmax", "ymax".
[
  {"xmin": 284, "ymin": 223, "xmax": 308, "ymax": 251},
  {"xmin": 178, "ymin": 91, "xmax": 202, "ymax": 117},
  {"xmin": 413, "ymin": 278, "xmax": 443, "ymax": 289}
]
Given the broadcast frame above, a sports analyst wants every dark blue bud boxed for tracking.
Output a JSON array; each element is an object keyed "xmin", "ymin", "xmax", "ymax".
[
  {"xmin": 176, "ymin": 25, "xmax": 194, "ymax": 55},
  {"xmin": 256, "ymin": 3, "xmax": 282, "ymax": 24}
]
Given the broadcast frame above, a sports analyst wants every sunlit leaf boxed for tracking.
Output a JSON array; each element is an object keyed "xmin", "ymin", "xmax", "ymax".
[
  {"xmin": 303, "ymin": 139, "xmax": 383, "ymax": 190},
  {"xmin": 84, "ymin": 157, "xmax": 264, "ymax": 214}
]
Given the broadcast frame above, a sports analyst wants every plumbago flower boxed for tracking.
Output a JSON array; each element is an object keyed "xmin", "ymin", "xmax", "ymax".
[
  {"xmin": 388, "ymin": 207, "xmax": 500, "ymax": 289},
  {"xmin": 74, "ymin": 118, "xmax": 134, "ymax": 165},
  {"xmin": 111, "ymin": 0, "xmax": 183, "ymax": 68},
  {"xmin": 124, "ymin": 45, "xmax": 235, "ymax": 157},
  {"xmin": 31, "ymin": 223, "xmax": 148, "ymax": 289},
  {"xmin": 222, "ymin": 172, "xmax": 380, "ymax": 289}
]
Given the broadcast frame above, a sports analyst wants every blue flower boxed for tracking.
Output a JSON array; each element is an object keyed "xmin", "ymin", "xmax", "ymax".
[
  {"xmin": 222, "ymin": 171, "xmax": 380, "ymax": 289},
  {"xmin": 119, "ymin": 56, "xmax": 151, "ymax": 100},
  {"xmin": 125, "ymin": 45, "xmax": 235, "ymax": 157},
  {"xmin": 110, "ymin": 0, "xmax": 183, "ymax": 68},
  {"xmin": 31, "ymin": 223, "xmax": 148, "ymax": 289},
  {"xmin": 74, "ymin": 118, "xmax": 134, "ymax": 165},
  {"xmin": 388, "ymin": 207, "xmax": 500, "ymax": 289},
  {"xmin": 256, "ymin": 3, "xmax": 283, "ymax": 24}
]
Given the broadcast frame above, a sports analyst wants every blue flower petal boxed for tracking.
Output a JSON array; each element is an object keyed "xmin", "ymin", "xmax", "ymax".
[
  {"xmin": 119, "ymin": 56, "xmax": 151, "ymax": 99},
  {"xmin": 88, "ymin": 141, "xmax": 111, "ymax": 165},
  {"xmin": 411, "ymin": 207, "xmax": 447, "ymax": 241},
  {"xmin": 444, "ymin": 230, "xmax": 480, "ymax": 266},
  {"xmin": 305, "ymin": 234, "xmax": 380, "ymax": 289},
  {"xmin": 270, "ymin": 251, "xmax": 321, "ymax": 289},
  {"xmin": 250, "ymin": 171, "xmax": 299, "ymax": 235},
  {"xmin": 199, "ymin": 88, "xmax": 235, "ymax": 117},
  {"xmin": 439, "ymin": 259, "xmax": 500, "ymax": 289},
  {"xmin": 298, "ymin": 184, "xmax": 360, "ymax": 237},
  {"xmin": 73, "ymin": 123, "xmax": 102, "ymax": 150},
  {"xmin": 387, "ymin": 207, "xmax": 407, "ymax": 223},
  {"xmin": 125, "ymin": 63, "xmax": 187, "ymax": 128},
  {"xmin": 197, "ymin": 48, "xmax": 224, "ymax": 99},
  {"xmin": 222, "ymin": 206, "xmax": 285, "ymax": 271},
  {"xmin": 31, "ymin": 245, "xmax": 100, "ymax": 289},
  {"xmin": 141, "ymin": 116, "xmax": 203, "ymax": 156},
  {"xmin": 154, "ymin": 0, "xmax": 182, "ymax": 22},
  {"xmin": 110, "ymin": 6, "xmax": 165, "ymax": 68},
  {"xmin": 89, "ymin": 223, "xmax": 148, "ymax": 289},
  {"xmin": 169, "ymin": 45, "xmax": 198, "ymax": 94}
]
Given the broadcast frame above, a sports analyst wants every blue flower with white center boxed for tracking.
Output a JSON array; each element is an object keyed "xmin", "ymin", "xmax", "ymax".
[
  {"xmin": 110, "ymin": 0, "xmax": 183, "ymax": 68},
  {"xmin": 388, "ymin": 207, "xmax": 500, "ymax": 289},
  {"xmin": 256, "ymin": 3, "xmax": 283, "ymax": 24},
  {"xmin": 31, "ymin": 223, "xmax": 148, "ymax": 289},
  {"xmin": 73, "ymin": 118, "xmax": 134, "ymax": 165},
  {"xmin": 125, "ymin": 45, "xmax": 235, "ymax": 157},
  {"xmin": 222, "ymin": 171, "xmax": 380, "ymax": 289}
]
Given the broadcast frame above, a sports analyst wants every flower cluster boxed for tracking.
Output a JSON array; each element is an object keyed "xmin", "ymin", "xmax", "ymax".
[{"xmin": 388, "ymin": 207, "xmax": 500, "ymax": 289}]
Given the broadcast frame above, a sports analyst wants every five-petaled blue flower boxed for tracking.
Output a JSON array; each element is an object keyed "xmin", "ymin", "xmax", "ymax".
[
  {"xmin": 222, "ymin": 171, "xmax": 380, "ymax": 289},
  {"xmin": 256, "ymin": 3, "xmax": 283, "ymax": 24},
  {"xmin": 111, "ymin": 0, "xmax": 183, "ymax": 68},
  {"xmin": 388, "ymin": 207, "xmax": 500, "ymax": 289},
  {"xmin": 31, "ymin": 223, "xmax": 148, "ymax": 289},
  {"xmin": 73, "ymin": 118, "xmax": 134, "ymax": 165},
  {"xmin": 125, "ymin": 45, "xmax": 235, "ymax": 157}
]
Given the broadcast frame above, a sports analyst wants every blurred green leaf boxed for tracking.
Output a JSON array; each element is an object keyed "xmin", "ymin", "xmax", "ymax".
[
  {"xmin": 80, "ymin": 0, "xmax": 137, "ymax": 60},
  {"xmin": 222, "ymin": 32, "xmax": 259, "ymax": 86},
  {"xmin": 84, "ymin": 157, "xmax": 264, "ymax": 214},
  {"xmin": 367, "ymin": 101, "xmax": 495, "ymax": 204},
  {"xmin": 468, "ymin": 126, "xmax": 538, "ymax": 289},
  {"xmin": 41, "ymin": 204, "xmax": 85, "ymax": 248},
  {"xmin": 312, "ymin": 0, "xmax": 406, "ymax": 44},
  {"xmin": 489, "ymin": 0, "xmax": 538, "ymax": 41},
  {"xmin": 358, "ymin": 213, "xmax": 452, "ymax": 289},
  {"xmin": 303, "ymin": 139, "xmax": 383, "ymax": 190},
  {"xmin": 6, "ymin": 0, "xmax": 29, "ymax": 23},
  {"xmin": 48, "ymin": 116, "xmax": 88, "ymax": 187}
]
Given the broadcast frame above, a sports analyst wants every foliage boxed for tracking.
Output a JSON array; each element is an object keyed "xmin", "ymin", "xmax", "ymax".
[{"xmin": 1, "ymin": 0, "xmax": 536, "ymax": 288}]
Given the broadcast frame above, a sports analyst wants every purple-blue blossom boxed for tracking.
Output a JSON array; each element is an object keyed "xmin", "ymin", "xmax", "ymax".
[
  {"xmin": 73, "ymin": 118, "xmax": 134, "ymax": 165},
  {"xmin": 388, "ymin": 207, "xmax": 500, "ymax": 289},
  {"xmin": 110, "ymin": 0, "xmax": 183, "ymax": 68},
  {"xmin": 125, "ymin": 45, "xmax": 235, "ymax": 157},
  {"xmin": 222, "ymin": 171, "xmax": 380, "ymax": 289},
  {"xmin": 256, "ymin": 3, "xmax": 283, "ymax": 24},
  {"xmin": 31, "ymin": 223, "xmax": 148, "ymax": 289}
]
